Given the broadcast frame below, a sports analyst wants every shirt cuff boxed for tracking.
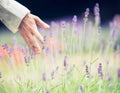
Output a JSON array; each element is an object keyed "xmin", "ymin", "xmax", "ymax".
[{"xmin": 1, "ymin": 0, "xmax": 30, "ymax": 33}]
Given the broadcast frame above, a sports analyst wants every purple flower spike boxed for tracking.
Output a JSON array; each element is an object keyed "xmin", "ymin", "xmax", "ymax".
[
  {"xmin": 94, "ymin": 3, "xmax": 100, "ymax": 16},
  {"xmin": 108, "ymin": 75, "xmax": 112, "ymax": 81},
  {"xmin": 98, "ymin": 63, "xmax": 103, "ymax": 79},
  {"xmin": 117, "ymin": 45, "xmax": 120, "ymax": 51},
  {"xmin": 2, "ymin": 44, "xmax": 8, "ymax": 50},
  {"xmin": 60, "ymin": 21, "xmax": 66, "ymax": 28},
  {"xmin": 50, "ymin": 31, "xmax": 53, "ymax": 37},
  {"xmin": 44, "ymin": 36, "xmax": 47, "ymax": 42},
  {"xmin": 56, "ymin": 66, "xmax": 59, "ymax": 71},
  {"xmin": 85, "ymin": 65, "xmax": 90, "ymax": 78},
  {"xmin": 0, "ymin": 71, "xmax": 2, "ymax": 78},
  {"xmin": 80, "ymin": 86, "xmax": 84, "ymax": 93},
  {"xmin": 83, "ymin": 8, "xmax": 90, "ymax": 22},
  {"xmin": 51, "ymin": 71, "xmax": 54, "ymax": 79},
  {"xmin": 85, "ymin": 8, "xmax": 90, "ymax": 18},
  {"xmin": 8, "ymin": 48, "xmax": 13, "ymax": 57},
  {"xmin": 94, "ymin": 3, "xmax": 101, "ymax": 25},
  {"xmin": 42, "ymin": 72, "xmax": 46, "ymax": 81},
  {"xmin": 108, "ymin": 84, "xmax": 113, "ymax": 90},
  {"xmin": 72, "ymin": 15, "xmax": 77, "ymax": 23},
  {"xmin": 64, "ymin": 56, "xmax": 67, "ymax": 68},
  {"xmin": 46, "ymin": 89, "xmax": 50, "ymax": 93},
  {"xmin": 24, "ymin": 56, "xmax": 30, "ymax": 66},
  {"xmin": 13, "ymin": 36, "xmax": 17, "ymax": 45},
  {"xmin": 117, "ymin": 68, "xmax": 120, "ymax": 78}
]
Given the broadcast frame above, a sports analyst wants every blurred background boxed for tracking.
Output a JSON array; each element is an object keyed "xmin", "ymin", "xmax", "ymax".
[{"xmin": 0, "ymin": 0, "xmax": 120, "ymax": 32}]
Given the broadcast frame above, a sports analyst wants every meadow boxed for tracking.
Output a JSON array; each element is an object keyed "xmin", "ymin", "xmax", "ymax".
[{"xmin": 0, "ymin": 3, "xmax": 120, "ymax": 93}]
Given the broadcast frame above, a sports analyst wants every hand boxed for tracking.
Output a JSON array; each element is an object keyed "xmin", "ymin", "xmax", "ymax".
[{"xmin": 19, "ymin": 13, "xmax": 49, "ymax": 54}]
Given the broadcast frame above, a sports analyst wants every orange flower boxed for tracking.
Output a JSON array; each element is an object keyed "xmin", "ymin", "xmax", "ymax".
[
  {"xmin": 12, "ymin": 48, "xmax": 24, "ymax": 65},
  {"xmin": 47, "ymin": 36, "xmax": 62, "ymax": 53},
  {"xmin": 0, "ymin": 46, "xmax": 9, "ymax": 58}
]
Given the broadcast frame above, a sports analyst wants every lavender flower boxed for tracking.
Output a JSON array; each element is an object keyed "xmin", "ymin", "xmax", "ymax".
[
  {"xmin": 42, "ymin": 72, "xmax": 46, "ymax": 81},
  {"xmin": 12, "ymin": 36, "xmax": 17, "ymax": 45},
  {"xmin": 51, "ymin": 21, "xmax": 57, "ymax": 28},
  {"xmin": 117, "ymin": 68, "xmax": 120, "ymax": 78},
  {"xmin": 46, "ymin": 89, "xmax": 50, "ymax": 93},
  {"xmin": 94, "ymin": 3, "xmax": 100, "ymax": 16},
  {"xmin": 98, "ymin": 63, "xmax": 103, "ymax": 79},
  {"xmin": 85, "ymin": 8, "xmax": 89, "ymax": 17},
  {"xmin": 56, "ymin": 66, "xmax": 59, "ymax": 71},
  {"xmin": 83, "ymin": 8, "xmax": 89, "ymax": 22},
  {"xmin": 24, "ymin": 56, "xmax": 30, "ymax": 66},
  {"xmin": 108, "ymin": 84, "xmax": 113, "ymax": 90},
  {"xmin": 64, "ymin": 56, "xmax": 67, "ymax": 68},
  {"xmin": 80, "ymin": 86, "xmax": 84, "ymax": 93},
  {"xmin": 117, "ymin": 44, "xmax": 120, "ymax": 51},
  {"xmin": 106, "ymin": 60, "xmax": 109, "ymax": 65},
  {"xmin": 50, "ymin": 31, "xmax": 53, "ymax": 37},
  {"xmin": 41, "ymin": 36, "xmax": 47, "ymax": 50},
  {"xmin": 2, "ymin": 44, "xmax": 8, "ymax": 50},
  {"xmin": 51, "ymin": 71, "xmax": 54, "ymax": 79},
  {"xmin": 108, "ymin": 75, "xmax": 112, "ymax": 81},
  {"xmin": 60, "ymin": 21, "xmax": 66, "ymax": 33},
  {"xmin": 60, "ymin": 21, "xmax": 66, "ymax": 29},
  {"xmin": 8, "ymin": 47, "xmax": 13, "ymax": 57},
  {"xmin": 85, "ymin": 65, "xmax": 90, "ymax": 78},
  {"xmin": 72, "ymin": 15, "xmax": 77, "ymax": 23},
  {"xmin": 30, "ymin": 49, "xmax": 35, "ymax": 59},
  {"xmin": 45, "ymin": 47, "xmax": 49, "ymax": 56},
  {"xmin": 0, "ymin": 71, "xmax": 2, "ymax": 78},
  {"xmin": 94, "ymin": 3, "xmax": 101, "ymax": 25},
  {"xmin": 21, "ymin": 46, "xmax": 26, "ymax": 54},
  {"xmin": 109, "ymin": 21, "xmax": 117, "ymax": 41},
  {"xmin": 44, "ymin": 36, "xmax": 47, "ymax": 42}
]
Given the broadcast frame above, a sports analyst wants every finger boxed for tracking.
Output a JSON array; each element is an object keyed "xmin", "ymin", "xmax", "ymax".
[
  {"xmin": 32, "ymin": 26, "xmax": 44, "ymax": 44},
  {"xmin": 27, "ymin": 33, "xmax": 42, "ymax": 54},
  {"xmin": 20, "ymin": 31, "xmax": 32, "ymax": 48},
  {"xmin": 20, "ymin": 31, "xmax": 41, "ymax": 54},
  {"xmin": 33, "ymin": 15, "xmax": 50, "ymax": 29}
]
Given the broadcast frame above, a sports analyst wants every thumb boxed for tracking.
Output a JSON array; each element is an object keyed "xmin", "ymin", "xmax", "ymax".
[{"xmin": 33, "ymin": 15, "xmax": 50, "ymax": 29}]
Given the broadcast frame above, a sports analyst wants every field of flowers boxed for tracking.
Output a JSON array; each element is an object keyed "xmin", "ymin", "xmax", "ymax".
[{"xmin": 0, "ymin": 3, "xmax": 120, "ymax": 93}]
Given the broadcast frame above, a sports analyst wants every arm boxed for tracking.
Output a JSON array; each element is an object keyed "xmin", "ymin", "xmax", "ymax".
[
  {"xmin": 0, "ymin": 0, "xmax": 50, "ymax": 54},
  {"xmin": 0, "ymin": 0, "xmax": 30, "ymax": 33}
]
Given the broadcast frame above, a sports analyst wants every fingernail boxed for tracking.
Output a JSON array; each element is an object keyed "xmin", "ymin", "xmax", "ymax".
[
  {"xmin": 45, "ymin": 24, "xmax": 50, "ymax": 28},
  {"xmin": 41, "ymin": 37, "xmax": 45, "ymax": 44},
  {"xmin": 36, "ymin": 51, "xmax": 41, "ymax": 54},
  {"xmin": 34, "ymin": 48, "xmax": 41, "ymax": 54}
]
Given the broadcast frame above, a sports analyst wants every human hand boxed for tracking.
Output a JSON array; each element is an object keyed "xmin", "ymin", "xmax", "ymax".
[{"xmin": 19, "ymin": 13, "xmax": 49, "ymax": 54}]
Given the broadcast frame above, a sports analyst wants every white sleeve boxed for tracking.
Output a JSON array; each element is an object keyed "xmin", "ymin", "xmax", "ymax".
[{"xmin": 0, "ymin": 0, "xmax": 30, "ymax": 33}]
